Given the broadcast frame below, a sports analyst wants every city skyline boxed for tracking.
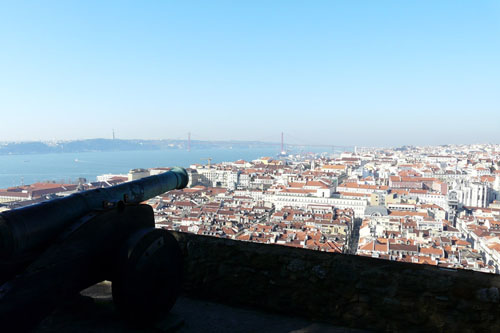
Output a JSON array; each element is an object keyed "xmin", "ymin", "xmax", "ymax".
[
  {"xmin": 1, "ymin": 1, "xmax": 499, "ymax": 145},
  {"xmin": 0, "ymin": 135, "xmax": 499, "ymax": 149},
  {"xmin": 3, "ymin": 143, "xmax": 500, "ymax": 276}
]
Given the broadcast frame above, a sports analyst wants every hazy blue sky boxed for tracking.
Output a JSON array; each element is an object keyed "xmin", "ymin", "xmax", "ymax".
[{"xmin": 0, "ymin": 1, "xmax": 499, "ymax": 146}]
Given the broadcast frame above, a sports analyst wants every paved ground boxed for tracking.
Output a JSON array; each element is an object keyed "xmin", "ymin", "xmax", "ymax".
[{"xmin": 35, "ymin": 282, "xmax": 368, "ymax": 333}]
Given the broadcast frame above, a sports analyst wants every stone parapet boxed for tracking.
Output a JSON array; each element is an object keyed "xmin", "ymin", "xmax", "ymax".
[{"xmin": 172, "ymin": 231, "xmax": 500, "ymax": 332}]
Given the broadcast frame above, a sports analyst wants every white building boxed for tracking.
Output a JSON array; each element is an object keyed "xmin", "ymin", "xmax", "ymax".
[{"xmin": 449, "ymin": 181, "xmax": 492, "ymax": 208}]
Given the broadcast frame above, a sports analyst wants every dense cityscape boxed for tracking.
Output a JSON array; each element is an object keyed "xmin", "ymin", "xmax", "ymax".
[
  {"xmin": 1, "ymin": 1, "xmax": 499, "ymax": 330},
  {"xmin": 1, "ymin": 143, "xmax": 500, "ymax": 274}
]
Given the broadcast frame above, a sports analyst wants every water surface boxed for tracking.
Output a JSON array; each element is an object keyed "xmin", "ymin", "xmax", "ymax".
[{"xmin": 0, "ymin": 148, "xmax": 280, "ymax": 188}]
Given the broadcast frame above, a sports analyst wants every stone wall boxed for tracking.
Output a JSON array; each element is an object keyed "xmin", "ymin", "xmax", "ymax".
[{"xmin": 171, "ymin": 231, "xmax": 500, "ymax": 332}]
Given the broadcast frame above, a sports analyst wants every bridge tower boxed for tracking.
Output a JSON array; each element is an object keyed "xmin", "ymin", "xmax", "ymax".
[{"xmin": 281, "ymin": 132, "xmax": 284, "ymax": 154}]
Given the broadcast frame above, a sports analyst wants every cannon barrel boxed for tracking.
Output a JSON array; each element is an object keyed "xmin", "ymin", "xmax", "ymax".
[{"xmin": 0, "ymin": 167, "xmax": 188, "ymax": 259}]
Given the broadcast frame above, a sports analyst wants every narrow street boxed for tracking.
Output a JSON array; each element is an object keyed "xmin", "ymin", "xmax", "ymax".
[{"xmin": 346, "ymin": 218, "xmax": 362, "ymax": 255}]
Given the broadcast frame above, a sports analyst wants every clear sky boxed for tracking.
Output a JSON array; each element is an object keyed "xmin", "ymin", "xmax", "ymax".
[{"xmin": 0, "ymin": 1, "xmax": 499, "ymax": 146}]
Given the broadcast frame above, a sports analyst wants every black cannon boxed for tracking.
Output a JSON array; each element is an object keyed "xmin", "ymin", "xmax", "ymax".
[{"xmin": 0, "ymin": 167, "xmax": 189, "ymax": 331}]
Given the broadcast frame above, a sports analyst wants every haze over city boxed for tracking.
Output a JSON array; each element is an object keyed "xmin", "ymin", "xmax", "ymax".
[{"xmin": 1, "ymin": 1, "xmax": 499, "ymax": 146}]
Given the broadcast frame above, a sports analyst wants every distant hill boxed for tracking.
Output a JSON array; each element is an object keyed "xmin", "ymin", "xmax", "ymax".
[{"xmin": 0, "ymin": 139, "xmax": 277, "ymax": 155}]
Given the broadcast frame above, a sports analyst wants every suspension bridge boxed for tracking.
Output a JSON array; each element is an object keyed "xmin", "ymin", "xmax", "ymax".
[{"xmin": 183, "ymin": 132, "xmax": 355, "ymax": 154}]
